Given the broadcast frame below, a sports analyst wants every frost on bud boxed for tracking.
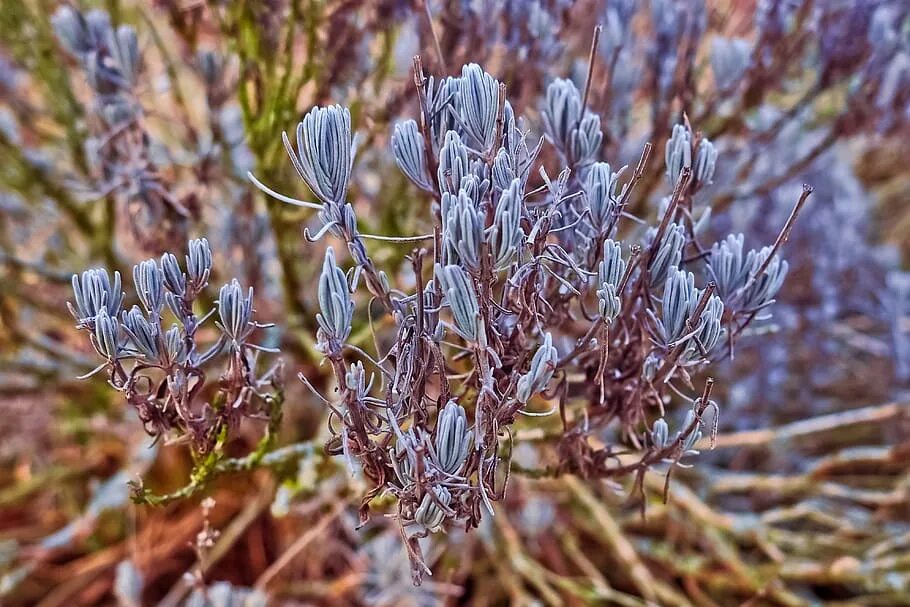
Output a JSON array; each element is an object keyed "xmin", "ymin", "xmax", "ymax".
[
  {"xmin": 692, "ymin": 138, "xmax": 717, "ymax": 188},
  {"xmin": 516, "ymin": 333, "xmax": 558, "ymax": 403},
  {"xmin": 457, "ymin": 171, "xmax": 490, "ymax": 207},
  {"xmin": 345, "ymin": 361, "xmax": 367, "ymax": 398},
  {"xmin": 107, "ymin": 25, "xmax": 140, "ymax": 87},
  {"xmin": 434, "ymin": 400, "xmax": 471, "ymax": 475},
  {"xmin": 649, "ymin": 223, "xmax": 686, "ymax": 288},
  {"xmin": 392, "ymin": 119, "xmax": 433, "ymax": 191},
  {"xmin": 584, "ymin": 163, "xmax": 626, "ymax": 232},
  {"xmin": 597, "ymin": 240, "xmax": 626, "ymax": 324},
  {"xmin": 680, "ymin": 294, "xmax": 725, "ymax": 364},
  {"xmin": 458, "ymin": 64, "xmax": 500, "ymax": 152},
  {"xmin": 707, "ymin": 234, "xmax": 788, "ymax": 314},
  {"xmin": 196, "ymin": 50, "xmax": 223, "ymax": 89},
  {"xmin": 442, "ymin": 190, "xmax": 483, "ymax": 271},
  {"xmin": 660, "ymin": 268, "xmax": 699, "ymax": 345},
  {"xmin": 413, "ymin": 486, "xmax": 451, "ymax": 533},
  {"xmin": 133, "ymin": 259, "xmax": 164, "ymax": 315},
  {"xmin": 487, "ymin": 178, "xmax": 524, "ymax": 270},
  {"xmin": 707, "ymin": 234, "xmax": 749, "ymax": 300},
  {"xmin": 436, "ymin": 264, "xmax": 481, "ymax": 343},
  {"xmin": 665, "ymin": 123, "xmax": 692, "ymax": 188},
  {"xmin": 598, "ymin": 283, "xmax": 621, "ymax": 325},
  {"xmin": 316, "ymin": 247, "xmax": 353, "ymax": 348},
  {"xmin": 651, "ymin": 418, "xmax": 670, "ymax": 449},
  {"xmin": 438, "ymin": 130, "xmax": 470, "ymax": 195},
  {"xmin": 70, "ymin": 268, "xmax": 124, "ymax": 323},
  {"xmin": 492, "ymin": 148, "xmax": 516, "ymax": 191},
  {"xmin": 186, "ymin": 238, "xmax": 212, "ymax": 291},
  {"xmin": 160, "ymin": 252, "xmax": 186, "ymax": 296},
  {"xmin": 642, "ymin": 353, "xmax": 661, "ymax": 381},
  {"xmin": 598, "ymin": 239, "xmax": 626, "ymax": 290},
  {"xmin": 164, "ymin": 324, "xmax": 188, "ymax": 365},
  {"xmin": 678, "ymin": 410, "xmax": 703, "ymax": 456},
  {"xmin": 52, "ymin": 7, "xmax": 109, "ymax": 57},
  {"xmin": 319, "ymin": 201, "xmax": 359, "ymax": 240},
  {"xmin": 390, "ymin": 430, "xmax": 421, "ymax": 487},
  {"xmin": 217, "ymin": 279, "xmax": 254, "ymax": 345},
  {"xmin": 122, "ymin": 305, "xmax": 159, "ymax": 360},
  {"xmin": 423, "ymin": 76, "xmax": 460, "ymax": 151},
  {"xmin": 742, "ymin": 247, "xmax": 788, "ymax": 311},
  {"xmin": 541, "ymin": 78, "xmax": 602, "ymax": 168},
  {"xmin": 286, "ymin": 105, "xmax": 353, "ymax": 205},
  {"xmin": 92, "ymin": 308, "xmax": 121, "ymax": 360}
]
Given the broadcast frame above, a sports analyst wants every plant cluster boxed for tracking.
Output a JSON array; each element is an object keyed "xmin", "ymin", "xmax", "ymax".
[
  {"xmin": 69, "ymin": 238, "xmax": 282, "ymax": 455},
  {"xmin": 245, "ymin": 57, "xmax": 808, "ymax": 580},
  {"xmin": 52, "ymin": 6, "xmax": 195, "ymax": 252}
]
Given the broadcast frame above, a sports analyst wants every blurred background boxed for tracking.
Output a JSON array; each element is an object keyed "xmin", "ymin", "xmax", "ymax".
[{"xmin": 0, "ymin": 0, "xmax": 909, "ymax": 605}]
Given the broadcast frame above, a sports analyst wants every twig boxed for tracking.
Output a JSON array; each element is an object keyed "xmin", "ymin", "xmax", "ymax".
[
  {"xmin": 563, "ymin": 477, "xmax": 659, "ymax": 603},
  {"xmin": 579, "ymin": 25, "xmax": 603, "ymax": 121},
  {"xmin": 255, "ymin": 498, "xmax": 349, "ymax": 590},
  {"xmin": 699, "ymin": 401, "xmax": 905, "ymax": 450}
]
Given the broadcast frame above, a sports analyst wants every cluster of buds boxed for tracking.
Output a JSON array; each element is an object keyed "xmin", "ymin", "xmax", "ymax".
[
  {"xmin": 252, "ymin": 57, "xmax": 805, "ymax": 582},
  {"xmin": 69, "ymin": 239, "xmax": 281, "ymax": 453},
  {"xmin": 52, "ymin": 6, "xmax": 194, "ymax": 251}
]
